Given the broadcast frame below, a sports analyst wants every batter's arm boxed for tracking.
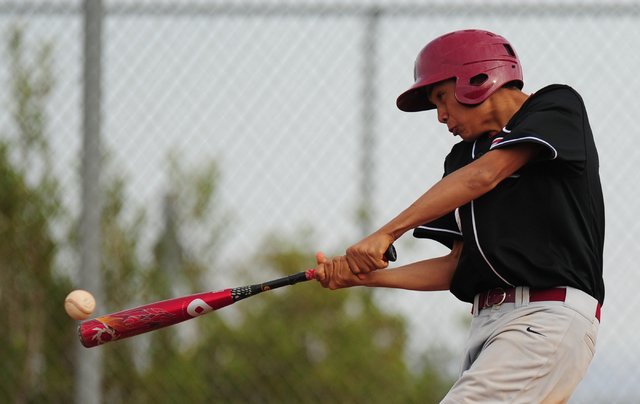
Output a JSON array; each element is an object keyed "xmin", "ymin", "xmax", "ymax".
[
  {"xmin": 385, "ymin": 143, "xmax": 540, "ymax": 237},
  {"xmin": 347, "ymin": 143, "xmax": 540, "ymax": 275},
  {"xmin": 315, "ymin": 240, "xmax": 462, "ymax": 291}
]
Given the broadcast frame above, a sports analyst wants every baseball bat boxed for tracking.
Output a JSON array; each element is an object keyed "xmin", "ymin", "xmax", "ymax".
[{"xmin": 78, "ymin": 244, "xmax": 396, "ymax": 348}]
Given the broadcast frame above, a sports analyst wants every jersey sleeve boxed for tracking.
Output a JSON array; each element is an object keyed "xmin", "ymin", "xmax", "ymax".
[
  {"xmin": 489, "ymin": 85, "xmax": 587, "ymax": 163},
  {"xmin": 412, "ymin": 210, "xmax": 462, "ymax": 249}
]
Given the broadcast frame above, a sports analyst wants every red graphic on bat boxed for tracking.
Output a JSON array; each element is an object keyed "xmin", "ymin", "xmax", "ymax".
[{"xmin": 97, "ymin": 308, "xmax": 176, "ymax": 331}]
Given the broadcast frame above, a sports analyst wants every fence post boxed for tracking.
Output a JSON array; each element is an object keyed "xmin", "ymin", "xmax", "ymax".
[
  {"xmin": 76, "ymin": 1, "xmax": 103, "ymax": 403},
  {"xmin": 358, "ymin": 8, "xmax": 380, "ymax": 239}
]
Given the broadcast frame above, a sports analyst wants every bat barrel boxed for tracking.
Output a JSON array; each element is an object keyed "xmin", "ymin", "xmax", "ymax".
[{"xmin": 78, "ymin": 289, "xmax": 235, "ymax": 348}]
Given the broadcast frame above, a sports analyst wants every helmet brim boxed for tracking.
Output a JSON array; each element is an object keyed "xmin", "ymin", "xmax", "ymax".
[
  {"xmin": 396, "ymin": 73, "xmax": 456, "ymax": 112},
  {"xmin": 396, "ymin": 87, "xmax": 436, "ymax": 112}
]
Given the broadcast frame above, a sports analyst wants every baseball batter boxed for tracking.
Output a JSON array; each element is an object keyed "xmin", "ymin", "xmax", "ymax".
[{"xmin": 314, "ymin": 29, "xmax": 604, "ymax": 403}]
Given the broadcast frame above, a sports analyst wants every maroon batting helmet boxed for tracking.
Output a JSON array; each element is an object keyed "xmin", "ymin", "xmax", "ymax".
[{"xmin": 396, "ymin": 30, "xmax": 523, "ymax": 112}]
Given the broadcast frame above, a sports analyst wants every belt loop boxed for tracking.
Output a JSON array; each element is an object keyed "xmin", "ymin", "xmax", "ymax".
[
  {"xmin": 514, "ymin": 286, "xmax": 523, "ymax": 308},
  {"xmin": 472, "ymin": 293, "xmax": 480, "ymax": 317},
  {"xmin": 520, "ymin": 286, "xmax": 530, "ymax": 307}
]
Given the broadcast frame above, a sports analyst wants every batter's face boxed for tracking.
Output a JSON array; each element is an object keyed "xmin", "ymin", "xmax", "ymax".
[{"xmin": 428, "ymin": 79, "xmax": 500, "ymax": 142}]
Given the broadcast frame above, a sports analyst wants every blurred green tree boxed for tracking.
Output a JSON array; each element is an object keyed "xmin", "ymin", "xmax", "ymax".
[
  {"xmin": 164, "ymin": 233, "xmax": 454, "ymax": 404},
  {"xmin": 138, "ymin": 154, "xmax": 229, "ymax": 403},
  {"xmin": 97, "ymin": 170, "xmax": 146, "ymax": 402},
  {"xmin": 98, "ymin": 151, "xmax": 455, "ymax": 403},
  {"xmin": 0, "ymin": 25, "xmax": 75, "ymax": 403}
]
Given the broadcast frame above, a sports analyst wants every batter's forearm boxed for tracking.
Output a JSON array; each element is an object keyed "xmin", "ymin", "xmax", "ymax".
[{"xmin": 363, "ymin": 241, "xmax": 461, "ymax": 291}]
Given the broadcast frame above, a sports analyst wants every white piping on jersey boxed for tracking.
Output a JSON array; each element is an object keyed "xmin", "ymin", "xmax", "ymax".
[
  {"xmin": 490, "ymin": 136, "xmax": 558, "ymax": 160},
  {"xmin": 468, "ymin": 133, "xmax": 546, "ymax": 285},
  {"xmin": 471, "ymin": 199, "xmax": 514, "ymax": 286},
  {"xmin": 416, "ymin": 225, "xmax": 462, "ymax": 237},
  {"xmin": 471, "ymin": 136, "xmax": 512, "ymax": 285}
]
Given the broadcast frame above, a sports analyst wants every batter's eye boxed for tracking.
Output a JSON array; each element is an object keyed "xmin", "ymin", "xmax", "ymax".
[{"xmin": 470, "ymin": 74, "xmax": 488, "ymax": 86}]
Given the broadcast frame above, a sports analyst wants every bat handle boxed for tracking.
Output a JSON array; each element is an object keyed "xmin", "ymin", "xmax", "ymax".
[
  {"xmin": 305, "ymin": 243, "xmax": 397, "ymax": 280},
  {"xmin": 233, "ymin": 244, "xmax": 397, "ymax": 301}
]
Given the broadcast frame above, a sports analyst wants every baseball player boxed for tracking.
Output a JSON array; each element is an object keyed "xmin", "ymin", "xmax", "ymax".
[{"xmin": 314, "ymin": 29, "xmax": 604, "ymax": 403}]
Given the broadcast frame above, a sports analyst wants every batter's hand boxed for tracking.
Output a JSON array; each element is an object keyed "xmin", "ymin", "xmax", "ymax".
[
  {"xmin": 314, "ymin": 252, "xmax": 364, "ymax": 290},
  {"xmin": 345, "ymin": 232, "xmax": 395, "ymax": 279}
]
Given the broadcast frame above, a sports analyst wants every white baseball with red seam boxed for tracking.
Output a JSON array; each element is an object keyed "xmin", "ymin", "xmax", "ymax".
[{"xmin": 64, "ymin": 290, "xmax": 96, "ymax": 320}]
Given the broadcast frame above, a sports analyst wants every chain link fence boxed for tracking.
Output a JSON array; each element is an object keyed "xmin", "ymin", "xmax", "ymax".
[{"xmin": 1, "ymin": 1, "xmax": 639, "ymax": 403}]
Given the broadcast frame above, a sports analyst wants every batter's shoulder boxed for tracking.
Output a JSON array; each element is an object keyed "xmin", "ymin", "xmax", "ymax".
[
  {"xmin": 514, "ymin": 84, "xmax": 587, "ymax": 124},
  {"xmin": 530, "ymin": 84, "xmax": 586, "ymax": 108}
]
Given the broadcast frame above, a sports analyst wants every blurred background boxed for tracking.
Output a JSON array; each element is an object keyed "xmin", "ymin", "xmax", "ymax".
[{"xmin": 0, "ymin": 0, "xmax": 638, "ymax": 403}]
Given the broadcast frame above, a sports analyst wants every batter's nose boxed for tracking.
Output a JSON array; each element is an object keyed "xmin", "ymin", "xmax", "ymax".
[{"xmin": 437, "ymin": 107, "xmax": 448, "ymax": 124}]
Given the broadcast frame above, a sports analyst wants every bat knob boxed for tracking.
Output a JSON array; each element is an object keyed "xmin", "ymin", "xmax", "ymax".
[{"xmin": 385, "ymin": 244, "xmax": 397, "ymax": 262}]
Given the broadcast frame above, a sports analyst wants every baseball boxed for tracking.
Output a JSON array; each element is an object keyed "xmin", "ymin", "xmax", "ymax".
[{"xmin": 64, "ymin": 290, "xmax": 96, "ymax": 320}]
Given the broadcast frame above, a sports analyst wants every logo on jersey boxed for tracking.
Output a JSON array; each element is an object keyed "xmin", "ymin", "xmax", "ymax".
[{"xmin": 490, "ymin": 137, "xmax": 504, "ymax": 149}]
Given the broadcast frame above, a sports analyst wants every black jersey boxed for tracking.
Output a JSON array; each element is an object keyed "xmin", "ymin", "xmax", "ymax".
[{"xmin": 414, "ymin": 84, "xmax": 605, "ymax": 305}]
